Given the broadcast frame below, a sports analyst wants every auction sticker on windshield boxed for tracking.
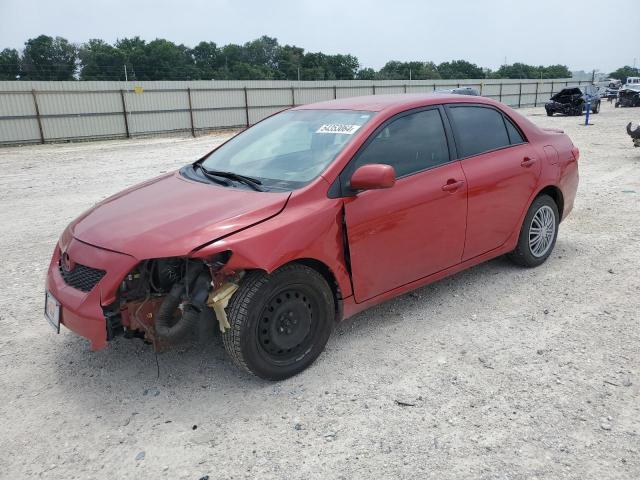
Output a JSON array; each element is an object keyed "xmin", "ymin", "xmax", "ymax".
[{"xmin": 316, "ymin": 124, "xmax": 361, "ymax": 134}]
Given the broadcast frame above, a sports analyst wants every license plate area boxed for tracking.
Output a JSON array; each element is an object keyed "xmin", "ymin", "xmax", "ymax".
[{"xmin": 45, "ymin": 291, "xmax": 61, "ymax": 333}]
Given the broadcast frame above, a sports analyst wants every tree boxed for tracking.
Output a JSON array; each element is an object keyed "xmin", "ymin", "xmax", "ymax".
[
  {"xmin": 378, "ymin": 61, "xmax": 440, "ymax": 80},
  {"xmin": 115, "ymin": 37, "xmax": 197, "ymax": 80},
  {"xmin": 356, "ymin": 67, "xmax": 376, "ymax": 80},
  {"xmin": 79, "ymin": 39, "xmax": 125, "ymax": 80},
  {"xmin": 192, "ymin": 41, "xmax": 221, "ymax": 79},
  {"xmin": 21, "ymin": 35, "xmax": 77, "ymax": 80},
  {"xmin": 542, "ymin": 64, "xmax": 571, "ymax": 79},
  {"xmin": 437, "ymin": 60, "xmax": 484, "ymax": 79},
  {"xmin": 0, "ymin": 48, "xmax": 21, "ymax": 80},
  {"xmin": 275, "ymin": 44, "xmax": 305, "ymax": 80},
  {"xmin": 490, "ymin": 63, "xmax": 571, "ymax": 79},
  {"xmin": 609, "ymin": 66, "xmax": 640, "ymax": 83}
]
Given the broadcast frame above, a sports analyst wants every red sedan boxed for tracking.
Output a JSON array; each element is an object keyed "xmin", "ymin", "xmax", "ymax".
[{"xmin": 45, "ymin": 94, "xmax": 579, "ymax": 379}]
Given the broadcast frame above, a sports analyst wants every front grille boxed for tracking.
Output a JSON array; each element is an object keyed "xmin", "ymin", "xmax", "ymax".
[{"xmin": 59, "ymin": 262, "xmax": 106, "ymax": 292}]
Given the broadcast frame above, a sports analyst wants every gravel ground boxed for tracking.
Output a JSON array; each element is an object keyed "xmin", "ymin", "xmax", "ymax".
[{"xmin": 0, "ymin": 104, "xmax": 639, "ymax": 480}]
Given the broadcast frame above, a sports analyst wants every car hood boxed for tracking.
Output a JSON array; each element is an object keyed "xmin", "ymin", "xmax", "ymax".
[{"xmin": 70, "ymin": 171, "xmax": 291, "ymax": 259}]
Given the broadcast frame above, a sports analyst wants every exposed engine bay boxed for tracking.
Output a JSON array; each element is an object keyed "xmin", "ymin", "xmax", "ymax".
[
  {"xmin": 628, "ymin": 122, "xmax": 640, "ymax": 147},
  {"xmin": 106, "ymin": 253, "xmax": 241, "ymax": 350},
  {"xmin": 616, "ymin": 87, "xmax": 640, "ymax": 108},
  {"xmin": 545, "ymin": 88, "xmax": 586, "ymax": 116}
]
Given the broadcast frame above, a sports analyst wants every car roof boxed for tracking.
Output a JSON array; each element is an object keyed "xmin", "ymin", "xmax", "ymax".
[{"xmin": 293, "ymin": 93, "xmax": 500, "ymax": 113}]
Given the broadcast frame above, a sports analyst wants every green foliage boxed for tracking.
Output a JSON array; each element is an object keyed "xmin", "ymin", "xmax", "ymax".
[
  {"xmin": 377, "ymin": 61, "xmax": 440, "ymax": 80},
  {"xmin": 0, "ymin": 48, "xmax": 20, "ymax": 80},
  {"xmin": 1, "ymin": 34, "xmax": 579, "ymax": 82},
  {"xmin": 490, "ymin": 63, "xmax": 572, "ymax": 79},
  {"xmin": 437, "ymin": 60, "xmax": 484, "ymax": 79},
  {"xmin": 21, "ymin": 35, "xmax": 77, "ymax": 80},
  {"xmin": 609, "ymin": 66, "xmax": 640, "ymax": 83},
  {"xmin": 79, "ymin": 39, "xmax": 125, "ymax": 80}
]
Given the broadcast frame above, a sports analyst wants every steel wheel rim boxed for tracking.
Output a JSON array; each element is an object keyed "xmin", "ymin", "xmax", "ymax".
[
  {"xmin": 256, "ymin": 287, "xmax": 317, "ymax": 364},
  {"xmin": 529, "ymin": 205, "xmax": 555, "ymax": 257}
]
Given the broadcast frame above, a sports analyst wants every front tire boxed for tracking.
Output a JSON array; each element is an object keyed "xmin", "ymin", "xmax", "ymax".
[
  {"xmin": 222, "ymin": 264, "xmax": 334, "ymax": 380},
  {"xmin": 592, "ymin": 101, "xmax": 600, "ymax": 114},
  {"xmin": 507, "ymin": 195, "xmax": 559, "ymax": 268}
]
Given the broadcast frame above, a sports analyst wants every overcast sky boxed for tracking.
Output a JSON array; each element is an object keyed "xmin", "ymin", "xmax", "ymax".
[{"xmin": 1, "ymin": 0, "xmax": 637, "ymax": 74}]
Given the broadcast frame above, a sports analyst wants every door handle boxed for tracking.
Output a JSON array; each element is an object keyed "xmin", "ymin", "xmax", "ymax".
[
  {"xmin": 442, "ymin": 179, "xmax": 465, "ymax": 192},
  {"xmin": 521, "ymin": 157, "xmax": 537, "ymax": 167}
]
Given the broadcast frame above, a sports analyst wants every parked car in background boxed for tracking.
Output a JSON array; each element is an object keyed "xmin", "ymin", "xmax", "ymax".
[
  {"xmin": 624, "ymin": 77, "xmax": 640, "ymax": 88},
  {"xmin": 435, "ymin": 86, "xmax": 480, "ymax": 96},
  {"xmin": 616, "ymin": 85, "xmax": 640, "ymax": 108},
  {"xmin": 545, "ymin": 85, "xmax": 601, "ymax": 116},
  {"xmin": 599, "ymin": 86, "xmax": 619, "ymax": 100},
  {"xmin": 45, "ymin": 94, "xmax": 579, "ymax": 380}
]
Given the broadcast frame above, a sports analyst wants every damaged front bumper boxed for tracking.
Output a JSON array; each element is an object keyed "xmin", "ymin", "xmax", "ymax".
[
  {"xmin": 545, "ymin": 101, "xmax": 583, "ymax": 115},
  {"xmin": 45, "ymin": 237, "xmax": 138, "ymax": 350}
]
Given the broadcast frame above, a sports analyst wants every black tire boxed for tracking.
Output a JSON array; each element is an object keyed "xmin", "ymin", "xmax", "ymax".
[
  {"xmin": 615, "ymin": 102, "xmax": 619, "ymax": 108},
  {"xmin": 222, "ymin": 264, "xmax": 334, "ymax": 380},
  {"xmin": 507, "ymin": 194, "xmax": 559, "ymax": 268},
  {"xmin": 546, "ymin": 110, "xmax": 553, "ymax": 117},
  {"xmin": 592, "ymin": 101, "xmax": 600, "ymax": 114}
]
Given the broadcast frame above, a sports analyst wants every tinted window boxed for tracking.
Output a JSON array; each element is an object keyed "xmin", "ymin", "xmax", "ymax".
[
  {"xmin": 353, "ymin": 109, "xmax": 450, "ymax": 177},
  {"xmin": 448, "ymin": 106, "xmax": 510, "ymax": 157},
  {"xmin": 504, "ymin": 116, "xmax": 525, "ymax": 144}
]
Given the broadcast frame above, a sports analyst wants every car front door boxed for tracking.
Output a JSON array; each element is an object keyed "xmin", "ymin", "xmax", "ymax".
[
  {"xmin": 445, "ymin": 105, "xmax": 541, "ymax": 261},
  {"xmin": 340, "ymin": 107, "xmax": 468, "ymax": 303}
]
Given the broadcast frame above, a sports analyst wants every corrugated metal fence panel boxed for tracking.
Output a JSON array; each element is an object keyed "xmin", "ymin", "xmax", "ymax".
[{"xmin": 0, "ymin": 78, "xmax": 584, "ymax": 146}]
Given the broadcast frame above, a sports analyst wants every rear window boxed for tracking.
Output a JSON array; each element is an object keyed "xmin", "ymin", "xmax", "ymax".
[{"xmin": 447, "ymin": 106, "xmax": 510, "ymax": 157}]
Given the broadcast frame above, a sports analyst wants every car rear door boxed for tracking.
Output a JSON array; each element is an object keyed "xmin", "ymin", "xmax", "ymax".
[
  {"xmin": 445, "ymin": 104, "xmax": 541, "ymax": 261},
  {"xmin": 340, "ymin": 107, "xmax": 468, "ymax": 302}
]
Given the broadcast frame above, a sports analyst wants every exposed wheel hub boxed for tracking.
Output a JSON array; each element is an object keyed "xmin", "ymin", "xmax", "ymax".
[{"xmin": 258, "ymin": 289, "xmax": 314, "ymax": 358}]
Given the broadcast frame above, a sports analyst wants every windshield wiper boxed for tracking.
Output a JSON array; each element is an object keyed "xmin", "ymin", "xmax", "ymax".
[
  {"xmin": 193, "ymin": 163, "xmax": 232, "ymax": 187},
  {"xmin": 198, "ymin": 166, "xmax": 265, "ymax": 192}
]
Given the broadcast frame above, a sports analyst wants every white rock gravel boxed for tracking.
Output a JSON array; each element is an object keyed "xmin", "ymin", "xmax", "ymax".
[{"xmin": 0, "ymin": 105, "xmax": 639, "ymax": 479}]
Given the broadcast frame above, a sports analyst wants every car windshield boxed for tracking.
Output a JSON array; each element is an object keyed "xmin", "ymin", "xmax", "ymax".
[{"xmin": 199, "ymin": 109, "xmax": 374, "ymax": 190}]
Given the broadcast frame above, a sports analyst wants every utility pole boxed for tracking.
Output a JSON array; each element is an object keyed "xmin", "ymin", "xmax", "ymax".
[
  {"xmin": 297, "ymin": 67, "xmax": 300, "ymax": 81},
  {"xmin": 409, "ymin": 68, "xmax": 412, "ymax": 81},
  {"xmin": 124, "ymin": 64, "xmax": 128, "ymax": 82}
]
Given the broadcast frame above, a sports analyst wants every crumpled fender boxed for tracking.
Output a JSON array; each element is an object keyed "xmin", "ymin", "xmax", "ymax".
[{"xmin": 190, "ymin": 188, "xmax": 353, "ymax": 301}]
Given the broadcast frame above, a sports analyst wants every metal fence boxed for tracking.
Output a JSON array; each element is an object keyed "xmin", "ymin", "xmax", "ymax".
[{"xmin": 0, "ymin": 78, "xmax": 588, "ymax": 146}]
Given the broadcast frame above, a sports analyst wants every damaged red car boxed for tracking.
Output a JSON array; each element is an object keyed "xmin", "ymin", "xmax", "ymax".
[{"xmin": 45, "ymin": 94, "xmax": 579, "ymax": 380}]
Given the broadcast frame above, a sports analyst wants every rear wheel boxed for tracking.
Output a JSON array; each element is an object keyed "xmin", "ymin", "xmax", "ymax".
[
  {"xmin": 222, "ymin": 264, "xmax": 334, "ymax": 380},
  {"xmin": 507, "ymin": 195, "xmax": 559, "ymax": 268},
  {"xmin": 546, "ymin": 110, "xmax": 553, "ymax": 117},
  {"xmin": 592, "ymin": 101, "xmax": 600, "ymax": 114}
]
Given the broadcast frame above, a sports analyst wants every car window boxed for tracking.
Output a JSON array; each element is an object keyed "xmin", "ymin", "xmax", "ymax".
[
  {"xmin": 504, "ymin": 116, "xmax": 525, "ymax": 144},
  {"xmin": 447, "ymin": 105, "xmax": 511, "ymax": 158},
  {"xmin": 200, "ymin": 109, "xmax": 374, "ymax": 189},
  {"xmin": 352, "ymin": 109, "xmax": 450, "ymax": 178}
]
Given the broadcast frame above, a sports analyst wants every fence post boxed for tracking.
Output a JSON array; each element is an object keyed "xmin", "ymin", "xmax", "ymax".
[
  {"xmin": 187, "ymin": 88, "xmax": 195, "ymax": 137},
  {"xmin": 243, "ymin": 87, "xmax": 250, "ymax": 128},
  {"xmin": 333, "ymin": 85, "xmax": 337, "ymax": 99},
  {"xmin": 119, "ymin": 89, "xmax": 130, "ymax": 138},
  {"xmin": 518, "ymin": 82, "xmax": 522, "ymax": 108},
  {"xmin": 499, "ymin": 83, "xmax": 503, "ymax": 103},
  {"xmin": 290, "ymin": 86, "xmax": 295, "ymax": 107},
  {"xmin": 550, "ymin": 81, "xmax": 555, "ymax": 97},
  {"xmin": 31, "ymin": 89, "xmax": 45, "ymax": 144},
  {"xmin": 534, "ymin": 81, "xmax": 539, "ymax": 107},
  {"xmin": 372, "ymin": 84, "xmax": 376, "ymax": 95}
]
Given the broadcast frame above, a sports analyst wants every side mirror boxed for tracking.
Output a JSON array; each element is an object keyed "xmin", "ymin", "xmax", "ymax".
[{"xmin": 350, "ymin": 164, "xmax": 396, "ymax": 191}]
